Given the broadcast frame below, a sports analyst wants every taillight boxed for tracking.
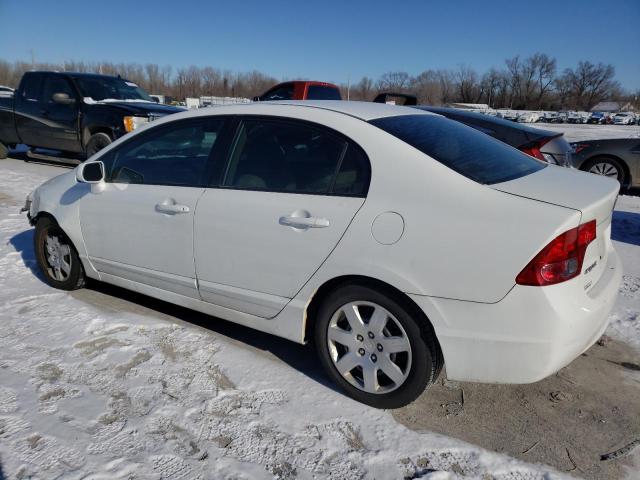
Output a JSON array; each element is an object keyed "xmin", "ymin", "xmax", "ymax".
[
  {"xmin": 516, "ymin": 220, "xmax": 596, "ymax": 286},
  {"xmin": 573, "ymin": 143, "xmax": 591, "ymax": 154},
  {"xmin": 520, "ymin": 137, "xmax": 553, "ymax": 161}
]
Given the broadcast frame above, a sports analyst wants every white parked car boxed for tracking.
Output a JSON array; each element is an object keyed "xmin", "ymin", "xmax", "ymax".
[
  {"xmin": 24, "ymin": 101, "xmax": 622, "ymax": 408},
  {"xmin": 613, "ymin": 112, "xmax": 636, "ymax": 125}
]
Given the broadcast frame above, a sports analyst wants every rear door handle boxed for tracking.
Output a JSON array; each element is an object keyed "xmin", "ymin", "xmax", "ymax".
[
  {"xmin": 155, "ymin": 203, "xmax": 190, "ymax": 215},
  {"xmin": 279, "ymin": 215, "xmax": 330, "ymax": 228}
]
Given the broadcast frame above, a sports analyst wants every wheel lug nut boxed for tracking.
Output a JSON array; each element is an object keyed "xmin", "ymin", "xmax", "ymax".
[
  {"xmin": 368, "ymin": 332, "xmax": 375, "ymax": 339},
  {"xmin": 358, "ymin": 348, "xmax": 365, "ymax": 356},
  {"xmin": 370, "ymin": 354, "xmax": 377, "ymax": 362},
  {"xmin": 377, "ymin": 344, "xmax": 383, "ymax": 352},
  {"xmin": 356, "ymin": 334, "xmax": 364, "ymax": 342}
]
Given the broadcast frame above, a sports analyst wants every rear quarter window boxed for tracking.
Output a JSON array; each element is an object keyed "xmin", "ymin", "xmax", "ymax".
[{"xmin": 370, "ymin": 114, "xmax": 546, "ymax": 185}]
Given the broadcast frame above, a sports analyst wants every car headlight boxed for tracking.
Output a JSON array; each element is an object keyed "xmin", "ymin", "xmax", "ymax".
[{"xmin": 123, "ymin": 116, "xmax": 149, "ymax": 133}]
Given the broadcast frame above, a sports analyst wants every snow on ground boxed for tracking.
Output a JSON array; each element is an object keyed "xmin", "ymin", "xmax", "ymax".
[
  {"xmin": 528, "ymin": 123, "xmax": 640, "ymax": 143},
  {"xmin": 0, "ymin": 158, "xmax": 638, "ymax": 479}
]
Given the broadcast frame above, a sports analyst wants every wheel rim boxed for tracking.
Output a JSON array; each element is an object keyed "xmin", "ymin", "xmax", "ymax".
[
  {"xmin": 589, "ymin": 162, "xmax": 619, "ymax": 180},
  {"xmin": 327, "ymin": 301, "xmax": 412, "ymax": 394},
  {"xmin": 44, "ymin": 232, "xmax": 72, "ymax": 281}
]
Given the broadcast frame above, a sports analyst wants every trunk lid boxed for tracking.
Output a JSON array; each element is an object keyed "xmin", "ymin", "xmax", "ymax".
[{"xmin": 493, "ymin": 165, "xmax": 619, "ymax": 290}]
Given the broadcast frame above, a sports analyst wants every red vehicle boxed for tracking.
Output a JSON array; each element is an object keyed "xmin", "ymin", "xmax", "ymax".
[{"xmin": 254, "ymin": 81, "xmax": 341, "ymax": 101}]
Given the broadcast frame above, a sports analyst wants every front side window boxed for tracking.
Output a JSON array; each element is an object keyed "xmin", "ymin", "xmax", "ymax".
[
  {"xmin": 223, "ymin": 118, "xmax": 368, "ymax": 195},
  {"xmin": 106, "ymin": 119, "xmax": 224, "ymax": 187},
  {"xmin": 370, "ymin": 114, "xmax": 546, "ymax": 185},
  {"xmin": 42, "ymin": 76, "xmax": 76, "ymax": 103}
]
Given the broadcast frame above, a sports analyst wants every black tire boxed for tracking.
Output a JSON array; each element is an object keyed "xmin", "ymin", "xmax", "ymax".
[
  {"xmin": 581, "ymin": 156, "xmax": 628, "ymax": 187},
  {"xmin": 34, "ymin": 216, "xmax": 85, "ymax": 290},
  {"xmin": 85, "ymin": 132, "xmax": 112, "ymax": 159},
  {"xmin": 0, "ymin": 142, "xmax": 8, "ymax": 159},
  {"xmin": 315, "ymin": 284, "xmax": 442, "ymax": 409}
]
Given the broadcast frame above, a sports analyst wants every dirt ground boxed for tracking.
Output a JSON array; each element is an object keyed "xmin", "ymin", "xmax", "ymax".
[{"xmin": 394, "ymin": 337, "xmax": 640, "ymax": 479}]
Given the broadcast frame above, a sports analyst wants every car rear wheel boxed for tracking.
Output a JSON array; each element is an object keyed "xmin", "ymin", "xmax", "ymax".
[
  {"xmin": 315, "ymin": 284, "xmax": 441, "ymax": 408},
  {"xmin": 34, "ymin": 216, "xmax": 85, "ymax": 290},
  {"xmin": 85, "ymin": 132, "xmax": 112, "ymax": 159},
  {"xmin": 582, "ymin": 156, "xmax": 627, "ymax": 186}
]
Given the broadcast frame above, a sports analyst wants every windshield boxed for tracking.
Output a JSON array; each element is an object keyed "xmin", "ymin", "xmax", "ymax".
[
  {"xmin": 306, "ymin": 85, "xmax": 341, "ymax": 100},
  {"xmin": 370, "ymin": 114, "xmax": 546, "ymax": 185},
  {"xmin": 73, "ymin": 76, "xmax": 152, "ymax": 102}
]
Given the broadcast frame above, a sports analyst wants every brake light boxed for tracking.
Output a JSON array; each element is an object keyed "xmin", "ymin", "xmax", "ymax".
[
  {"xmin": 520, "ymin": 137, "xmax": 553, "ymax": 161},
  {"xmin": 516, "ymin": 220, "xmax": 597, "ymax": 286}
]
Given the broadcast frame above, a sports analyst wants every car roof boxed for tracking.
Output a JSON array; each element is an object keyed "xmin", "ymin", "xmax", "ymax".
[{"xmin": 171, "ymin": 100, "xmax": 435, "ymax": 122}]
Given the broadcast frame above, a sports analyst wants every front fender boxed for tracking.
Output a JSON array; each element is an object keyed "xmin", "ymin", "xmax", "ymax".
[{"xmin": 29, "ymin": 170, "xmax": 99, "ymax": 278}]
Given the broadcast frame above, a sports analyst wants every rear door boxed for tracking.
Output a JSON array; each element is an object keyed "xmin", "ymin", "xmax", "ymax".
[
  {"xmin": 35, "ymin": 75, "xmax": 81, "ymax": 152},
  {"xmin": 194, "ymin": 116, "xmax": 370, "ymax": 317},
  {"xmin": 14, "ymin": 73, "xmax": 45, "ymax": 146}
]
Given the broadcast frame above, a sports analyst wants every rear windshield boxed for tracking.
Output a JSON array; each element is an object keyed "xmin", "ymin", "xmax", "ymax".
[
  {"xmin": 306, "ymin": 85, "xmax": 341, "ymax": 100},
  {"xmin": 370, "ymin": 114, "xmax": 546, "ymax": 185}
]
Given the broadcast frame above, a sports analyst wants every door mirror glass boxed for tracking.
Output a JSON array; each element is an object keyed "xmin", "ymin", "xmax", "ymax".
[
  {"xmin": 76, "ymin": 161, "xmax": 105, "ymax": 183},
  {"xmin": 52, "ymin": 92, "xmax": 75, "ymax": 105}
]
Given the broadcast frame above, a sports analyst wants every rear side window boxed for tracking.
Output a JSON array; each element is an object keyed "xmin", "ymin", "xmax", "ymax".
[
  {"xmin": 370, "ymin": 114, "xmax": 545, "ymax": 184},
  {"xmin": 223, "ymin": 118, "xmax": 369, "ymax": 196},
  {"xmin": 260, "ymin": 84, "xmax": 294, "ymax": 101},
  {"xmin": 20, "ymin": 74, "xmax": 42, "ymax": 101},
  {"xmin": 306, "ymin": 85, "xmax": 341, "ymax": 100}
]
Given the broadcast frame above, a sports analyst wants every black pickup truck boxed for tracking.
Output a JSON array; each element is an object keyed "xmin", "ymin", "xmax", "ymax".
[{"xmin": 0, "ymin": 71, "xmax": 183, "ymax": 160}]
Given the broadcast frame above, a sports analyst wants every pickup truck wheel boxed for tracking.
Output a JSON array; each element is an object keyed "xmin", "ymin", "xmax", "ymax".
[
  {"xmin": 85, "ymin": 132, "xmax": 112, "ymax": 158},
  {"xmin": 0, "ymin": 142, "xmax": 8, "ymax": 159}
]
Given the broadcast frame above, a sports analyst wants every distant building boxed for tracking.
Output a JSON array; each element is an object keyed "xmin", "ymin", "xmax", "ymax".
[
  {"xmin": 447, "ymin": 103, "xmax": 490, "ymax": 110},
  {"xmin": 590, "ymin": 101, "xmax": 635, "ymax": 112}
]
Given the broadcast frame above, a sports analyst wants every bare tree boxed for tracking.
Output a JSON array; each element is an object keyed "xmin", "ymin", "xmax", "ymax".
[
  {"xmin": 376, "ymin": 71, "xmax": 411, "ymax": 91},
  {"xmin": 559, "ymin": 61, "xmax": 619, "ymax": 110}
]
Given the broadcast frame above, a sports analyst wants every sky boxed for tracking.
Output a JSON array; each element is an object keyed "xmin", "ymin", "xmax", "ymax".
[{"xmin": 0, "ymin": 0, "xmax": 638, "ymax": 90}]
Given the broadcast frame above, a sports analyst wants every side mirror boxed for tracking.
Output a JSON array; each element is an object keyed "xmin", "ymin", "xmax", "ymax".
[
  {"xmin": 76, "ymin": 161, "xmax": 104, "ymax": 184},
  {"xmin": 53, "ymin": 92, "xmax": 75, "ymax": 105}
]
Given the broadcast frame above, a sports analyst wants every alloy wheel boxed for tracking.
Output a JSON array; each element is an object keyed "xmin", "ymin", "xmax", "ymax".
[
  {"xmin": 44, "ymin": 233, "xmax": 72, "ymax": 281},
  {"xmin": 327, "ymin": 301, "xmax": 412, "ymax": 394},
  {"xmin": 589, "ymin": 162, "xmax": 619, "ymax": 179}
]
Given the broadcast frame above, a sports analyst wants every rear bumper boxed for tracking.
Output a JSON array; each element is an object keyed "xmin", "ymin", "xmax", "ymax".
[{"xmin": 410, "ymin": 245, "xmax": 622, "ymax": 384}]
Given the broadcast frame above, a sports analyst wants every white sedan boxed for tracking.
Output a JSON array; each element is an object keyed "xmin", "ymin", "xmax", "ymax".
[{"xmin": 24, "ymin": 101, "xmax": 622, "ymax": 408}]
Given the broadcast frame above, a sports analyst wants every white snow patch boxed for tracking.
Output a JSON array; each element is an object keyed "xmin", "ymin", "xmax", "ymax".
[{"xmin": 1, "ymin": 158, "xmax": 638, "ymax": 479}]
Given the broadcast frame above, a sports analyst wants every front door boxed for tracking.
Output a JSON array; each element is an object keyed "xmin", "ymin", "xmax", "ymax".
[
  {"xmin": 79, "ymin": 117, "xmax": 227, "ymax": 298},
  {"xmin": 194, "ymin": 117, "xmax": 371, "ymax": 317}
]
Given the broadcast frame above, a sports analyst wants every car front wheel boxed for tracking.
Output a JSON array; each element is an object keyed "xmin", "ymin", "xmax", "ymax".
[
  {"xmin": 315, "ymin": 284, "xmax": 441, "ymax": 408},
  {"xmin": 34, "ymin": 216, "xmax": 85, "ymax": 290}
]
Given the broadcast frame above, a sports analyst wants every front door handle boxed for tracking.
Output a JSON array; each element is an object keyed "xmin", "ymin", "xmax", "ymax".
[
  {"xmin": 279, "ymin": 215, "xmax": 330, "ymax": 228},
  {"xmin": 155, "ymin": 203, "xmax": 190, "ymax": 215}
]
